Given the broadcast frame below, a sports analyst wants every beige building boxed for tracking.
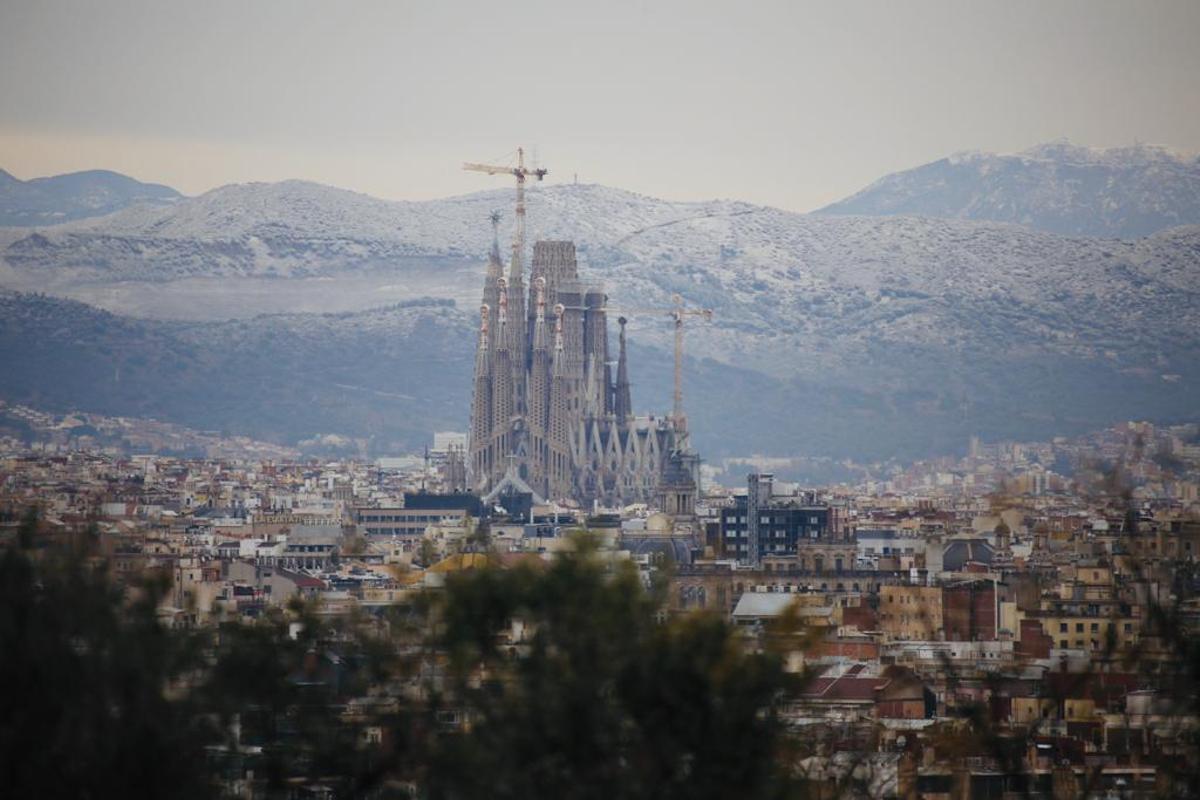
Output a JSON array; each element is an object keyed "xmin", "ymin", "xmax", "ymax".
[
  {"xmin": 879, "ymin": 585, "xmax": 944, "ymax": 640},
  {"xmin": 354, "ymin": 506, "xmax": 468, "ymax": 539},
  {"xmin": 1036, "ymin": 611, "xmax": 1139, "ymax": 652}
]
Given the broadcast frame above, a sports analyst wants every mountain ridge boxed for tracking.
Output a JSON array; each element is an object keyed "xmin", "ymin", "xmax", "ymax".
[
  {"xmin": 5, "ymin": 179, "xmax": 1196, "ymax": 377},
  {"xmin": 2, "ymin": 290, "xmax": 1191, "ymax": 464},
  {"xmin": 2, "ymin": 152, "xmax": 1198, "ymax": 461},
  {"xmin": 0, "ymin": 168, "xmax": 181, "ymax": 227},
  {"xmin": 818, "ymin": 141, "xmax": 1200, "ymax": 237}
]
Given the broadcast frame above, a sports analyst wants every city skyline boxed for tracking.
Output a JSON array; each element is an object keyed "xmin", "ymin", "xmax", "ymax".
[{"xmin": 4, "ymin": 2, "xmax": 1200, "ymax": 796}]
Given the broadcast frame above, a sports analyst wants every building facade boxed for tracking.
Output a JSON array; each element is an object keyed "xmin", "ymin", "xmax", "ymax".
[
  {"xmin": 719, "ymin": 473, "xmax": 848, "ymax": 564},
  {"xmin": 469, "ymin": 228, "xmax": 689, "ymax": 508},
  {"xmin": 354, "ymin": 506, "xmax": 468, "ymax": 539}
]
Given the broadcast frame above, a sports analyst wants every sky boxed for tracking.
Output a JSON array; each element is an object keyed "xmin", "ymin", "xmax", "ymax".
[{"xmin": 1, "ymin": 0, "xmax": 1198, "ymax": 212}]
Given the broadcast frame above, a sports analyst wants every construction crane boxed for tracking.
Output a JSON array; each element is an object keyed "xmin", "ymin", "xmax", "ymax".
[
  {"xmin": 463, "ymin": 148, "xmax": 548, "ymax": 272},
  {"xmin": 609, "ymin": 293, "xmax": 713, "ymax": 436}
]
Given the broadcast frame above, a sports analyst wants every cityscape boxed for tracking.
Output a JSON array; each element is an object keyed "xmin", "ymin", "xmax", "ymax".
[{"xmin": 3, "ymin": 2, "xmax": 1200, "ymax": 798}]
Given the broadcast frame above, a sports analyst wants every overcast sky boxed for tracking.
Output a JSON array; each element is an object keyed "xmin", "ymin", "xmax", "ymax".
[{"xmin": 2, "ymin": 0, "xmax": 1198, "ymax": 211}]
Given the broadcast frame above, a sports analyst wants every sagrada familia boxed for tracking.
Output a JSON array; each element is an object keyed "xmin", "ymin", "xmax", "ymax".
[{"xmin": 468, "ymin": 217, "xmax": 697, "ymax": 511}]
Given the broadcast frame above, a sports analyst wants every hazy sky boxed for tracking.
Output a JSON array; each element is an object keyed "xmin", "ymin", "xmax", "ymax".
[{"xmin": 2, "ymin": 0, "xmax": 1198, "ymax": 211}]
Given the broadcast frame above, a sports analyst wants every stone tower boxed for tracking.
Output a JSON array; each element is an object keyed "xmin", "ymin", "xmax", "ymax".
[{"xmin": 468, "ymin": 232, "xmax": 688, "ymax": 508}]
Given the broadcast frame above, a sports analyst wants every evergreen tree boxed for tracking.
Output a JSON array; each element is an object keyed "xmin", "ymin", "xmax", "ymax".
[
  {"xmin": 0, "ymin": 509, "xmax": 216, "ymax": 799},
  {"xmin": 419, "ymin": 538, "xmax": 802, "ymax": 800}
]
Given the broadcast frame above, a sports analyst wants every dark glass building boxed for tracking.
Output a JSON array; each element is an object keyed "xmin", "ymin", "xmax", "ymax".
[{"xmin": 719, "ymin": 494, "xmax": 842, "ymax": 560}]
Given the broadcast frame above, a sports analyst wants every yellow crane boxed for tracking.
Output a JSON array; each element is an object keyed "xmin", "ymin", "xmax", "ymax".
[
  {"xmin": 463, "ymin": 147, "xmax": 548, "ymax": 271},
  {"xmin": 609, "ymin": 294, "xmax": 713, "ymax": 436}
]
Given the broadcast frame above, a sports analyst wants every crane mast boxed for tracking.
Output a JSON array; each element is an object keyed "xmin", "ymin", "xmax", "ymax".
[
  {"xmin": 609, "ymin": 293, "xmax": 713, "ymax": 437},
  {"xmin": 462, "ymin": 148, "xmax": 548, "ymax": 276}
]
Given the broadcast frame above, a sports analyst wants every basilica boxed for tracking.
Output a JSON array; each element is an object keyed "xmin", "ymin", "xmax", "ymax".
[{"xmin": 468, "ymin": 221, "xmax": 695, "ymax": 510}]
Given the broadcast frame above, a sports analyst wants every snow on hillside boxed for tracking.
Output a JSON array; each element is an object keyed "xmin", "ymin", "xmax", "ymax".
[
  {"xmin": 819, "ymin": 141, "xmax": 1200, "ymax": 238},
  {"xmin": 3, "ymin": 178, "xmax": 1199, "ymax": 383},
  {"xmin": 53, "ymin": 180, "xmax": 753, "ymax": 258},
  {"xmin": 3, "ymin": 159, "xmax": 1199, "ymax": 461}
]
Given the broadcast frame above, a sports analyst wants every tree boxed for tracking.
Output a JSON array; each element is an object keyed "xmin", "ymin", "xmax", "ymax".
[
  {"xmin": 201, "ymin": 599, "xmax": 405, "ymax": 797},
  {"xmin": 0, "ymin": 509, "xmax": 216, "ymax": 799},
  {"xmin": 340, "ymin": 532, "xmax": 368, "ymax": 557},
  {"xmin": 463, "ymin": 514, "xmax": 492, "ymax": 553},
  {"xmin": 417, "ymin": 537, "xmax": 803, "ymax": 800},
  {"xmin": 417, "ymin": 537, "xmax": 439, "ymax": 567}
]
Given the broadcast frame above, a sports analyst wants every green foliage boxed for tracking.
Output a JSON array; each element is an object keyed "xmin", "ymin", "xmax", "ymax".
[
  {"xmin": 202, "ymin": 602, "xmax": 394, "ymax": 797},
  {"xmin": 0, "ymin": 510, "xmax": 216, "ymax": 799},
  {"xmin": 422, "ymin": 547, "xmax": 800, "ymax": 800},
  {"xmin": 340, "ymin": 533, "xmax": 368, "ymax": 556},
  {"xmin": 417, "ymin": 537, "xmax": 439, "ymax": 567},
  {"xmin": 463, "ymin": 514, "xmax": 491, "ymax": 553},
  {"xmin": 0, "ymin": 517, "xmax": 801, "ymax": 797}
]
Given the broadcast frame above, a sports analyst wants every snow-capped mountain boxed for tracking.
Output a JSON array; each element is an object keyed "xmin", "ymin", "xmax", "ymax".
[
  {"xmin": 818, "ymin": 141, "xmax": 1200, "ymax": 238},
  {"xmin": 1, "ymin": 170, "xmax": 1197, "ymax": 460},
  {"xmin": 5, "ymin": 179, "xmax": 1198, "ymax": 379},
  {"xmin": 0, "ymin": 168, "xmax": 181, "ymax": 227}
]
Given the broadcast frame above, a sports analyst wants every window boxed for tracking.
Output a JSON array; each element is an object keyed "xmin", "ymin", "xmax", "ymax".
[{"xmin": 1075, "ymin": 623, "xmax": 1084, "ymax": 633}]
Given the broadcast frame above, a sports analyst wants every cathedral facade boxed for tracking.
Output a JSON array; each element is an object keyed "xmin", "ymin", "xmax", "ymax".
[{"xmin": 468, "ymin": 229, "xmax": 683, "ymax": 508}]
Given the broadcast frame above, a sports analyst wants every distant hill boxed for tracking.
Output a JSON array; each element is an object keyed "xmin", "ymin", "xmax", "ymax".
[
  {"xmin": 818, "ymin": 142, "xmax": 1200, "ymax": 238},
  {"xmin": 0, "ymin": 291, "xmax": 1195, "ymax": 463},
  {"xmin": 2, "ymin": 168, "xmax": 1198, "ymax": 462},
  {"xmin": 6, "ymin": 179, "xmax": 1198, "ymax": 382},
  {"xmin": 0, "ymin": 291, "xmax": 473, "ymax": 455},
  {"xmin": 0, "ymin": 168, "xmax": 181, "ymax": 226}
]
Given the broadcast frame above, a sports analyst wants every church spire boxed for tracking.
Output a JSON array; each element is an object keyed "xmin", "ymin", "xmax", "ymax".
[
  {"xmin": 551, "ymin": 303, "xmax": 565, "ymax": 376},
  {"xmin": 490, "ymin": 277, "xmax": 515, "ymax": 483},
  {"xmin": 532, "ymin": 277, "xmax": 548, "ymax": 351},
  {"xmin": 468, "ymin": 303, "xmax": 493, "ymax": 488},
  {"xmin": 525, "ymin": 277, "xmax": 552, "ymax": 496},
  {"xmin": 495, "ymin": 277, "xmax": 509, "ymax": 349},
  {"xmin": 614, "ymin": 316, "xmax": 632, "ymax": 420},
  {"xmin": 481, "ymin": 212, "xmax": 503, "ymax": 321},
  {"xmin": 489, "ymin": 210, "xmax": 502, "ymax": 264},
  {"xmin": 477, "ymin": 304, "xmax": 491, "ymax": 362},
  {"xmin": 546, "ymin": 302, "xmax": 572, "ymax": 499}
]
